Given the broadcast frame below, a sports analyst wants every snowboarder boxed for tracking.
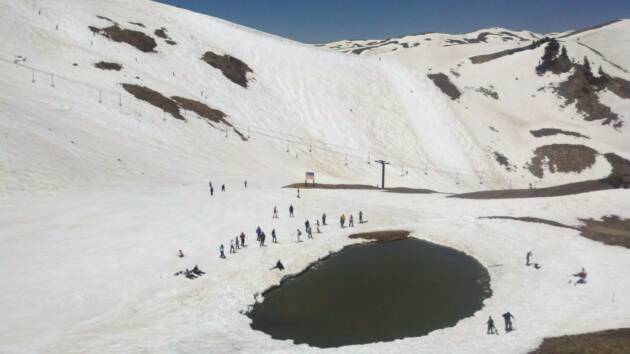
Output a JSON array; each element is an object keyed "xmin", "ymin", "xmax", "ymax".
[
  {"xmin": 297, "ymin": 188, "xmax": 300, "ymax": 198},
  {"xmin": 349, "ymin": 214, "xmax": 354, "ymax": 227},
  {"xmin": 322, "ymin": 213, "xmax": 326, "ymax": 225},
  {"xmin": 230, "ymin": 239, "xmax": 236, "ymax": 254},
  {"xmin": 240, "ymin": 232, "xmax": 246, "ymax": 247},
  {"xmin": 177, "ymin": 249, "xmax": 184, "ymax": 258},
  {"xmin": 273, "ymin": 206, "xmax": 278, "ymax": 219},
  {"xmin": 272, "ymin": 229, "xmax": 277, "ymax": 243},
  {"xmin": 259, "ymin": 232, "xmax": 266, "ymax": 247},
  {"xmin": 221, "ymin": 184, "xmax": 226, "ymax": 192},
  {"xmin": 486, "ymin": 316, "xmax": 498, "ymax": 335},
  {"xmin": 271, "ymin": 260, "xmax": 285, "ymax": 271},
  {"xmin": 502, "ymin": 312, "xmax": 515, "ymax": 332},
  {"xmin": 296, "ymin": 229, "xmax": 302, "ymax": 242},
  {"xmin": 359, "ymin": 211, "xmax": 364, "ymax": 224},
  {"xmin": 219, "ymin": 244, "xmax": 226, "ymax": 258},
  {"xmin": 289, "ymin": 204, "xmax": 294, "ymax": 217},
  {"xmin": 526, "ymin": 251, "xmax": 533, "ymax": 266},
  {"xmin": 340, "ymin": 214, "xmax": 346, "ymax": 228}
]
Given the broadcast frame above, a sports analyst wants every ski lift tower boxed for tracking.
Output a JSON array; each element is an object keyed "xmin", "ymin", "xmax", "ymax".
[{"xmin": 374, "ymin": 160, "xmax": 390, "ymax": 189}]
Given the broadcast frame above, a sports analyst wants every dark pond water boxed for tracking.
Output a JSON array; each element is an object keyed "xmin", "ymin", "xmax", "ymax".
[{"xmin": 247, "ymin": 238, "xmax": 491, "ymax": 348}]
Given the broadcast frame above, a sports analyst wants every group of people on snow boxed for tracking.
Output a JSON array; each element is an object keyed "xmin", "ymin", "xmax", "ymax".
[
  {"xmin": 486, "ymin": 312, "xmax": 515, "ymax": 335},
  {"xmin": 208, "ymin": 180, "xmax": 248, "ymax": 196}
]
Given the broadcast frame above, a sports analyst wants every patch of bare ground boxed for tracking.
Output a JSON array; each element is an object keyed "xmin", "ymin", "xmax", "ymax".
[
  {"xmin": 349, "ymin": 230, "xmax": 410, "ymax": 242},
  {"xmin": 476, "ymin": 86, "xmax": 499, "ymax": 99},
  {"xmin": 94, "ymin": 61, "xmax": 122, "ymax": 71},
  {"xmin": 283, "ymin": 183, "xmax": 436, "ymax": 194},
  {"xmin": 530, "ymin": 128, "xmax": 589, "ymax": 139},
  {"xmin": 530, "ymin": 328, "xmax": 630, "ymax": 354},
  {"xmin": 526, "ymin": 144, "xmax": 598, "ymax": 178},
  {"xmin": 89, "ymin": 23, "xmax": 157, "ymax": 53},
  {"xmin": 494, "ymin": 151, "xmax": 516, "ymax": 171},
  {"xmin": 200, "ymin": 51, "xmax": 253, "ymax": 88},
  {"xmin": 536, "ymin": 40, "xmax": 573, "ymax": 75},
  {"xmin": 427, "ymin": 73, "xmax": 461, "ymax": 100},
  {"xmin": 481, "ymin": 215, "xmax": 630, "ymax": 249},
  {"xmin": 154, "ymin": 27, "xmax": 177, "ymax": 45},
  {"xmin": 171, "ymin": 96, "xmax": 247, "ymax": 141},
  {"xmin": 121, "ymin": 84, "xmax": 184, "ymax": 120},
  {"xmin": 128, "ymin": 21, "xmax": 145, "ymax": 28},
  {"xmin": 452, "ymin": 152, "xmax": 630, "ymax": 199},
  {"xmin": 469, "ymin": 37, "xmax": 550, "ymax": 64}
]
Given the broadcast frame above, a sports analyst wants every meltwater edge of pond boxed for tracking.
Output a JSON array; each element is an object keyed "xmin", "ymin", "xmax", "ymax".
[{"xmin": 247, "ymin": 238, "xmax": 492, "ymax": 348}]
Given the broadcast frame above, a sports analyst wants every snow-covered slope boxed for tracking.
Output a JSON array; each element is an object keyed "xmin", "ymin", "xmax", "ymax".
[{"xmin": 1, "ymin": 1, "xmax": 630, "ymax": 353}]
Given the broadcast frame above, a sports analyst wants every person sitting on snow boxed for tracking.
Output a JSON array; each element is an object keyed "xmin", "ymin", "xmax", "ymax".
[
  {"xmin": 573, "ymin": 267, "xmax": 587, "ymax": 284},
  {"xmin": 271, "ymin": 260, "xmax": 285, "ymax": 271},
  {"xmin": 177, "ymin": 249, "xmax": 184, "ymax": 258}
]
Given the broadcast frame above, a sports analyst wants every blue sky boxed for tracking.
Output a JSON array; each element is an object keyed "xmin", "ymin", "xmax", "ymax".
[{"xmin": 155, "ymin": 0, "xmax": 630, "ymax": 43}]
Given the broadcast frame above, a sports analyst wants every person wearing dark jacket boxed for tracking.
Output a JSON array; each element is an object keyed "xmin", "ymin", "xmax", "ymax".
[
  {"xmin": 502, "ymin": 312, "xmax": 515, "ymax": 332},
  {"xmin": 487, "ymin": 316, "xmax": 498, "ymax": 335},
  {"xmin": 289, "ymin": 204, "xmax": 294, "ymax": 217},
  {"xmin": 271, "ymin": 260, "xmax": 285, "ymax": 271}
]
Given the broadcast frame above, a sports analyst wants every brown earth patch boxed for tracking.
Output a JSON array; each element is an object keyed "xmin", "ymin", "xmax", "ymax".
[
  {"xmin": 129, "ymin": 21, "xmax": 145, "ymax": 28},
  {"xmin": 171, "ymin": 96, "xmax": 247, "ymax": 141},
  {"xmin": 479, "ymin": 216, "xmax": 577, "ymax": 230},
  {"xmin": 526, "ymin": 144, "xmax": 598, "ymax": 178},
  {"xmin": 530, "ymin": 328, "xmax": 630, "ymax": 354},
  {"xmin": 530, "ymin": 128, "xmax": 589, "ymax": 139},
  {"xmin": 201, "ymin": 51, "xmax": 253, "ymax": 88},
  {"xmin": 121, "ymin": 84, "xmax": 184, "ymax": 120},
  {"xmin": 89, "ymin": 24, "xmax": 157, "ymax": 53},
  {"xmin": 470, "ymin": 38, "xmax": 550, "ymax": 64},
  {"xmin": 349, "ymin": 230, "xmax": 410, "ymax": 242},
  {"xmin": 476, "ymin": 86, "xmax": 499, "ymax": 99},
  {"xmin": 284, "ymin": 183, "xmax": 436, "ymax": 194},
  {"xmin": 452, "ymin": 152, "xmax": 630, "ymax": 199},
  {"xmin": 427, "ymin": 73, "xmax": 461, "ymax": 100},
  {"xmin": 94, "ymin": 61, "xmax": 122, "ymax": 71},
  {"xmin": 494, "ymin": 151, "xmax": 515, "ymax": 171},
  {"xmin": 154, "ymin": 27, "xmax": 177, "ymax": 45}
]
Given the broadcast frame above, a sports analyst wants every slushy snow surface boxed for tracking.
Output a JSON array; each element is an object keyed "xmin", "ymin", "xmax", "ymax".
[{"xmin": 1, "ymin": 1, "xmax": 629, "ymax": 353}]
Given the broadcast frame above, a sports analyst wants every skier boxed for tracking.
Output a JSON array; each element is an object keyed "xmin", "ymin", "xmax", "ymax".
[
  {"xmin": 340, "ymin": 214, "xmax": 346, "ymax": 228},
  {"xmin": 221, "ymin": 184, "xmax": 226, "ymax": 192},
  {"xmin": 177, "ymin": 249, "xmax": 184, "ymax": 258},
  {"xmin": 273, "ymin": 206, "xmax": 278, "ymax": 219},
  {"xmin": 272, "ymin": 229, "xmax": 277, "ymax": 243},
  {"xmin": 349, "ymin": 214, "xmax": 354, "ymax": 227},
  {"xmin": 271, "ymin": 260, "xmax": 285, "ymax": 271},
  {"xmin": 235, "ymin": 236, "xmax": 240, "ymax": 250},
  {"xmin": 322, "ymin": 213, "xmax": 327, "ymax": 225},
  {"xmin": 359, "ymin": 211, "xmax": 364, "ymax": 224},
  {"xmin": 230, "ymin": 239, "xmax": 236, "ymax": 254},
  {"xmin": 289, "ymin": 204, "xmax": 294, "ymax": 217},
  {"xmin": 296, "ymin": 229, "xmax": 302, "ymax": 242},
  {"xmin": 502, "ymin": 312, "xmax": 515, "ymax": 332},
  {"xmin": 486, "ymin": 316, "xmax": 498, "ymax": 335},
  {"xmin": 240, "ymin": 232, "xmax": 246, "ymax": 247},
  {"xmin": 526, "ymin": 251, "xmax": 533, "ymax": 266},
  {"xmin": 260, "ymin": 232, "xmax": 266, "ymax": 247},
  {"xmin": 219, "ymin": 244, "xmax": 226, "ymax": 258}
]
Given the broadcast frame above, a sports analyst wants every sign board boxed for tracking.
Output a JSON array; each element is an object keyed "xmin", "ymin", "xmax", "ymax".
[{"xmin": 305, "ymin": 171, "xmax": 315, "ymax": 186}]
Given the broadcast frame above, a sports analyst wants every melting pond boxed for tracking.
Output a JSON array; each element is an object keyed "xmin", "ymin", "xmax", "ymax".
[{"xmin": 248, "ymin": 238, "xmax": 491, "ymax": 348}]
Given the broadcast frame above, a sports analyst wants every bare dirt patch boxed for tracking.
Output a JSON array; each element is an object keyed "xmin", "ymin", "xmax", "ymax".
[
  {"xmin": 530, "ymin": 328, "xmax": 630, "ymax": 354},
  {"xmin": 154, "ymin": 27, "xmax": 177, "ymax": 45},
  {"xmin": 128, "ymin": 21, "xmax": 145, "ymax": 28},
  {"xmin": 94, "ymin": 61, "xmax": 122, "ymax": 71},
  {"xmin": 494, "ymin": 151, "xmax": 516, "ymax": 171},
  {"xmin": 476, "ymin": 86, "xmax": 499, "ymax": 99},
  {"xmin": 201, "ymin": 51, "xmax": 253, "ymax": 88},
  {"xmin": 89, "ymin": 24, "xmax": 157, "ymax": 53},
  {"xmin": 530, "ymin": 128, "xmax": 589, "ymax": 139},
  {"xmin": 469, "ymin": 38, "xmax": 550, "ymax": 64},
  {"xmin": 536, "ymin": 40, "xmax": 572, "ymax": 75},
  {"xmin": 427, "ymin": 73, "xmax": 461, "ymax": 100},
  {"xmin": 171, "ymin": 96, "xmax": 247, "ymax": 140},
  {"xmin": 284, "ymin": 183, "xmax": 436, "ymax": 194},
  {"xmin": 348, "ymin": 230, "xmax": 410, "ymax": 242},
  {"xmin": 526, "ymin": 144, "xmax": 598, "ymax": 178},
  {"xmin": 122, "ymin": 84, "xmax": 184, "ymax": 120}
]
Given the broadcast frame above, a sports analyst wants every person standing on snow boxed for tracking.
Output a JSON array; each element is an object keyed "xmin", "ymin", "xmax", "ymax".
[
  {"xmin": 219, "ymin": 244, "xmax": 226, "ymax": 259},
  {"xmin": 359, "ymin": 211, "xmax": 364, "ymax": 224},
  {"xmin": 340, "ymin": 214, "xmax": 346, "ymax": 228},
  {"xmin": 289, "ymin": 204, "xmax": 294, "ymax": 217},
  {"xmin": 486, "ymin": 316, "xmax": 498, "ymax": 335},
  {"xmin": 221, "ymin": 184, "xmax": 226, "ymax": 192},
  {"xmin": 502, "ymin": 312, "xmax": 515, "ymax": 332},
  {"xmin": 272, "ymin": 229, "xmax": 277, "ymax": 243},
  {"xmin": 297, "ymin": 188, "xmax": 300, "ymax": 198},
  {"xmin": 307, "ymin": 225, "xmax": 313, "ymax": 239},
  {"xmin": 273, "ymin": 206, "xmax": 278, "ymax": 219},
  {"xmin": 296, "ymin": 229, "xmax": 302, "ymax": 242},
  {"xmin": 526, "ymin": 251, "xmax": 533, "ymax": 266},
  {"xmin": 229, "ymin": 239, "xmax": 236, "ymax": 254},
  {"xmin": 260, "ymin": 232, "xmax": 266, "ymax": 247},
  {"xmin": 235, "ymin": 236, "xmax": 240, "ymax": 250},
  {"xmin": 322, "ymin": 213, "xmax": 326, "ymax": 225},
  {"xmin": 244, "ymin": 180, "xmax": 247, "ymax": 188},
  {"xmin": 305, "ymin": 220, "xmax": 310, "ymax": 231},
  {"xmin": 349, "ymin": 214, "xmax": 354, "ymax": 227},
  {"xmin": 256, "ymin": 226, "xmax": 262, "ymax": 242},
  {"xmin": 210, "ymin": 186, "xmax": 214, "ymax": 196},
  {"xmin": 240, "ymin": 232, "xmax": 246, "ymax": 247}
]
